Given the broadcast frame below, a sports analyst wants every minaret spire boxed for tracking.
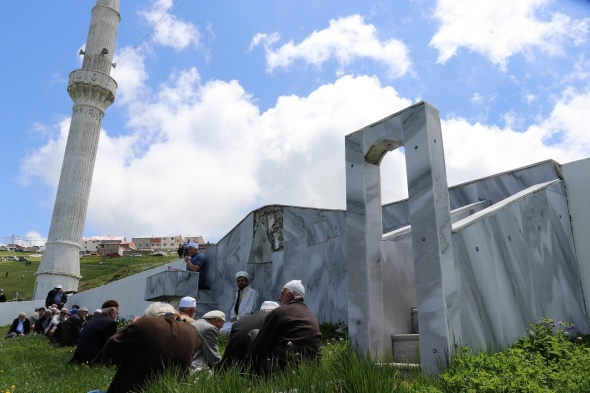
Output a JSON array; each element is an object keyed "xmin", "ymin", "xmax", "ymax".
[{"xmin": 34, "ymin": 0, "xmax": 121, "ymax": 299}]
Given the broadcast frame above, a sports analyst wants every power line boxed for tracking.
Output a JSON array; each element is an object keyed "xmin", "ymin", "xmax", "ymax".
[{"xmin": 113, "ymin": 0, "xmax": 190, "ymax": 74}]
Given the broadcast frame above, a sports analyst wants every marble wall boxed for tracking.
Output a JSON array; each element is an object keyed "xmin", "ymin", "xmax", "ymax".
[
  {"xmin": 452, "ymin": 180, "xmax": 588, "ymax": 351},
  {"xmin": 562, "ymin": 158, "xmax": 590, "ymax": 324},
  {"xmin": 382, "ymin": 160, "xmax": 560, "ymax": 233},
  {"xmin": 203, "ymin": 205, "xmax": 348, "ymax": 324}
]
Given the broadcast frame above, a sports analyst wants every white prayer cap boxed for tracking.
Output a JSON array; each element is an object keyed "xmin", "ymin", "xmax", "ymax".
[
  {"xmin": 235, "ymin": 271, "xmax": 250, "ymax": 280},
  {"xmin": 260, "ymin": 301, "xmax": 280, "ymax": 311},
  {"xmin": 283, "ymin": 280, "xmax": 305, "ymax": 297},
  {"xmin": 179, "ymin": 296, "xmax": 196, "ymax": 308},
  {"xmin": 94, "ymin": 309, "xmax": 102, "ymax": 314},
  {"xmin": 185, "ymin": 242, "xmax": 199, "ymax": 250},
  {"xmin": 55, "ymin": 285, "xmax": 62, "ymax": 289},
  {"xmin": 203, "ymin": 310, "xmax": 226, "ymax": 322}
]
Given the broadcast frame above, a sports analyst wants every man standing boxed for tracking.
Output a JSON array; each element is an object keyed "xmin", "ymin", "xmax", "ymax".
[
  {"xmin": 230, "ymin": 271, "xmax": 259, "ymax": 322},
  {"xmin": 191, "ymin": 310, "xmax": 225, "ymax": 370},
  {"xmin": 0, "ymin": 289, "xmax": 6, "ymax": 302},
  {"xmin": 184, "ymin": 242, "xmax": 208, "ymax": 289},
  {"xmin": 101, "ymin": 302, "xmax": 202, "ymax": 393},
  {"xmin": 217, "ymin": 301, "xmax": 279, "ymax": 372},
  {"xmin": 248, "ymin": 280, "xmax": 322, "ymax": 375},
  {"xmin": 45, "ymin": 284, "xmax": 67, "ymax": 309},
  {"xmin": 70, "ymin": 300, "xmax": 119, "ymax": 365},
  {"xmin": 178, "ymin": 296, "xmax": 197, "ymax": 323}
]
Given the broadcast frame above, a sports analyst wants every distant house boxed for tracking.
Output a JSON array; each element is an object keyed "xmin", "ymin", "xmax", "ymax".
[
  {"xmin": 81, "ymin": 236, "xmax": 126, "ymax": 254},
  {"xmin": 132, "ymin": 235, "xmax": 184, "ymax": 253}
]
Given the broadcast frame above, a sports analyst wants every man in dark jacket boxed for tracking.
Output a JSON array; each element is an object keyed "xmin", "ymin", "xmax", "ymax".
[
  {"xmin": 102, "ymin": 302, "xmax": 202, "ymax": 393},
  {"xmin": 34, "ymin": 309, "xmax": 53, "ymax": 334},
  {"xmin": 59, "ymin": 307, "xmax": 89, "ymax": 346},
  {"xmin": 217, "ymin": 301, "xmax": 279, "ymax": 372},
  {"xmin": 248, "ymin": 280, "xmax": 322, "ymax": 375},
  {"xmin": 45, "ymin": 285, "xmax": 67, "ymax": 309},
  {"xmin": 4, "ymin": 312, "xmax": 31, "ymax": 338},
  {"xmin": 70, "ymin": 300, "xmax": 119, "ymax": 364}
]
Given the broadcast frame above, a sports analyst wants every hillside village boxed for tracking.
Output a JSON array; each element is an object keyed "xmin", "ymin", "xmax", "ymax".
[{"xmin": 0, "ymin": 234, "xmax": 210, "ymax": 258}]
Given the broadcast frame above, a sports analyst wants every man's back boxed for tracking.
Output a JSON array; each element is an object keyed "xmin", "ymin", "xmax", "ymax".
[
  {"xmin": 218, "ymin": 311, "xmax": 266, "ymax": 370},
  {"xmin": 104, "ymin": 315, "xmax": 202, "ymax": 393},
  {"xmin": 59, "ymin": 313, "xmax": 83, "ymax": 347},
  {"xmin": 192, "ymin": 319, "xmax": 221, "ymax": 369},
  {"xmin": 249, "ymin": 302, "xmax": 322, "ymax": 372},
  {"xmin": 71, "ymin": 315, "xmax": 117, "ymax": 364}
]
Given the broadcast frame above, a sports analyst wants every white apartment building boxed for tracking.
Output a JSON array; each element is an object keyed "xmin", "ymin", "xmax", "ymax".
[
  {"xmin": 132, "ymin": 235, "xmax": 184, "ymax": 253},
  {"xmin": 81, "ymin": 236, "xmax": 126, "ymax": 254}
]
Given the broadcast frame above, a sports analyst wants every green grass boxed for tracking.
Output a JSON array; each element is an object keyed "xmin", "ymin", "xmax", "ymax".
[
  {"xmin": 2, "ymin": 322, "xmax": 590, "ymax": 393},
  {"xmin": 0, "ymin": 251, "xmax": 177, "ymax": 301}
]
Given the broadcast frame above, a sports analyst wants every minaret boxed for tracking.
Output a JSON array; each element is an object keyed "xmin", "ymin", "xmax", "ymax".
[{"xmin": 34, "ymin": 0, "xmax": 120, "ymax": 299}]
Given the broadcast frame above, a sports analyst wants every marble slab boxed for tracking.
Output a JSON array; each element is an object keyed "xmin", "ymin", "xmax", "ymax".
[
  {"xmin": 144, "ymin": 270, "xmax": 199, "ymax": 300},
  {"xmin": 451, "ymin": 180, "xmax": 588, "ymax": 352}
]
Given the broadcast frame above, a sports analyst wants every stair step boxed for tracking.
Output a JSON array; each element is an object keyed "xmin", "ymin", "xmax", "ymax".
[
  {"xmin": 392, "ymin": 333, "xmax": 420, "ymax": 364},
  {"xmin": 376, "ymin": 362, "xmax": 421, "ymax": 370}
]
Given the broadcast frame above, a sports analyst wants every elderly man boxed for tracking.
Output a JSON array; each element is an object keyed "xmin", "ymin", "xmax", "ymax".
[
  {"xmin": 59, "ymin": 307, "xmax": 89, "ymax": 347},
  {"xmin": 71, "ymin": 300, "xmax": 119, "ymax": 365},
  {"xmin": 184, "ymin": 242, "xmax": 208, "ymax": 289},
  {"xmin": 46, "ymin": 307, "xmax": 68, "ymax": 337},
  {"xmin": 178, "ymin": 296, "xmax": 197, "ymax": 323},
  {"xmin": 100, "ymin": 302, "xmax": 202, "ymax": 393},
  {"xmin": 248, "ymin": 280, "xmax": 322, "ymax": 375},
  {"xmin": 217, "ymin": 301, "xmax": 279, "ymax": 372},
  {"xmin": 4, "ymin": 312, "xmax": 31, "ymax": 338},
  {"xmin": 191, "ymin": 310, "xmax": 225, "ymax": 370},
  {"xmin": 45, "ymin": 284, "xmax": 68, "ymax": 309},
  {"xmin": 230, "ymin": 271, "xmax": 259, "ymax": 322},
  {"xmin": 34, "ymin": 308, "xmax": 53, "ymax": 334}
]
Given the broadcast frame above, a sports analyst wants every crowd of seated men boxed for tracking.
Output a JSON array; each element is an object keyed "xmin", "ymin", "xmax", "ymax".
[{"xmin": 4, "ymin": 276, "xmax": 324, "ymax": 393}]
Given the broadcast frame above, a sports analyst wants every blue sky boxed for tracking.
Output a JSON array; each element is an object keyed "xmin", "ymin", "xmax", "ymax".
[{"xmin": 1, "ymin": 0, "xmax": 589, "ymax": 245}]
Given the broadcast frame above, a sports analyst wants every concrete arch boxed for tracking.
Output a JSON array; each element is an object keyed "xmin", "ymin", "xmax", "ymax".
[{"xmin": 345, "ymin": 101, "xmax": 460, "ymax": 372}]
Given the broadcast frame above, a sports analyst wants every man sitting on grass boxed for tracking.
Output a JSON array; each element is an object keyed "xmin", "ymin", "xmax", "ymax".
[
  {"xmin": 248, "ymin": 280, "xmax": 322, "ymax": 375},
  {"xmin": 95, "ymin": 302, "xmax": 202, "ymax": 393},
  {"xmin": 4, "ymin": 312, "xmax": 30, "ymax": 338},
  {"xmin": 71, "ymin": 300, "xmax": 119, "ymax": 365},
  {"xmin": 191, "ymin": 310, "xmax": 226, "ymax": 371}
]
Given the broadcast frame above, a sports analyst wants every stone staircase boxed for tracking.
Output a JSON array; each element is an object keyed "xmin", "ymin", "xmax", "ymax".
[
  {"xmin": 194, "ymin": 289, "xmax": 219, "ymax": 319},
  {"xmin": 391, "ymin": 307, "xmax": 420, "ymax": 368}
]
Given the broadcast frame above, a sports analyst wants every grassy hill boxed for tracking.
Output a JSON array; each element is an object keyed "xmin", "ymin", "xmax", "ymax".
[{"xmin": 0, "ymin": 251, "xmax": 177, "ymax": 301}]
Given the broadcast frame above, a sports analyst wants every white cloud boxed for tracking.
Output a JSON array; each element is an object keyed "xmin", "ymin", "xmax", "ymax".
[
  {"xmin": 430, "ymin": 0, "xmax": 590, "ymax": 69},
  {"xmin": 442, "ymin": 86, "xmax": 590, "ymax": 186},
  {"xmin": 251, "ymin": 14, "xmax": 412, "ymax": 78},
  {"xmin": 471, "ymin": 92, "xmax": 483, "ymax": 104},
  {"xmin": 139, "ymin": 0, "xmax": 201, "ymax": 51}
]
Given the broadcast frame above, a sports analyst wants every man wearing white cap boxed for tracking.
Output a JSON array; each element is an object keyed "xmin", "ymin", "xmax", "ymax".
[
  {"xmin": 184, "ymin": 242, "xmax": 208, "ymax": 289},
  {"xmin": 191, "ymin": 310, "xmax": 226, "ymax": 370},
  {"xmin": 45, "ymin": 284, "xmax": 68, "ymax": 310},
  {"xmin": 217, "ymin": 301, "xmax": 279, "ymax": 372},
  {"xmin": 178, "ymin": 296, "xmax": 197, "ymax": 323},
  {"xmin": 230, "ymin": 271, "xmax": 259, "ymax": 323},
  {"xmin": 248, "ymin": 280, "xmax": 322, "ymax": 375}
]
